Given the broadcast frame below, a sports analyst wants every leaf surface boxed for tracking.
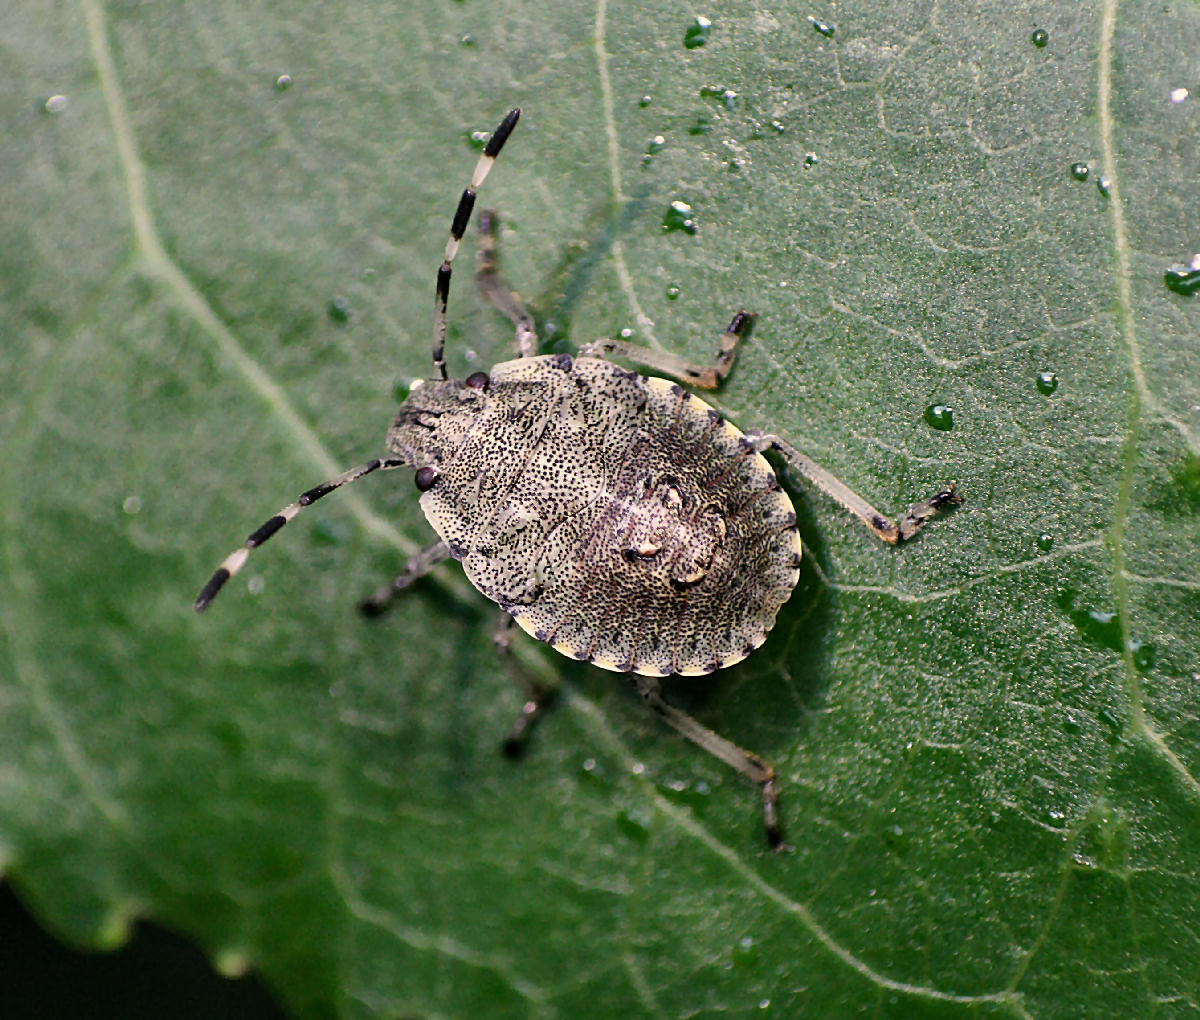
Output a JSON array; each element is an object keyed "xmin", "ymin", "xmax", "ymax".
[{"xmin": 2, "ymin": 1, "xmax": 1199, "ymax": 1016}]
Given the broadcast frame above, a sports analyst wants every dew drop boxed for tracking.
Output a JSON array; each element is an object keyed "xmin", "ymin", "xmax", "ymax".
[
  {"xmin": 616, "ymin": 805, "xmax": 652, "ymax": 843},
  {"xmin": 1069, "ymin": 161, "xmax": 1090, "ymax": 182},
  {"xmin": 923, "ymin": 404, "xmax": 954, "ymax": 431},
  {"xmin": 699, "ymin": 85, "xmax": 738, "ymax": 110},
  {"xmin": 689, "ymin": 116, "xmax": 713, "ymax": 136},
  {"xmin": 1164, "ymin": 263, "xmax": 1200, "ymax": 296},
  {"xmin": 732, "ymin": 934, "xmax": 759, "ymax": 967},
  {"xmin": 683, "ymin": 15, "xmax": 712, "ymax": 49},
  {"xmin": 770, "ymin": 119, "xmax": 786, "ymax": 134},
  {"xmin": 274, "ymin": 73, "xmax": 293, "ymax": 91},
  {"xmin": 122, "ymin": 495, "xmax": 142, "ymax": 516},
  {"xmin": 657, "ymin": 777, "xmax": 712, "ymax": 812},
  {"xmin": 1170, "ymin": 87, "xmax": 1189, "ymax": 104},
  {"xmin": 328, "ymin": 296, "xmax": 351, "ymax": 323},
  {"xmin": 247, "ymin": 575, "xmax": 265, "ymax": 596},
  {"xmin": 643, "ymin": 134, "xmax": 666, "ymax": 164},
  {"xmin": 578, "ymin": 756, "xmax": 609, "ymax": 787},
  {"xmin": 1095, "ymin": 175, "xmax": 1112, "ymax": 197},
  {"xmin": 803, "ymin": 152, "xmax": 818, "ymax": 168},
  {"xmin": 1056, "ymin": 589, "xmax": 1123, "ymax": 653},
  {"xmin": 1062, "ymin": 710, "xmax": 1081, "ymax": 734},
  {"xmin": 666, "ymin": 283, "xmax": 682, "ymax": 300},
  {"xmin": 468, "ymin": 130, "xmax": 489, "ymax": 151},
  {"xmin": 808, "ymin": 16, "xmax": 835, "ymax": 38},
  {"xmin": 639, "ymin": 95, "xmax": 653, "ymax": 108},
  {"xmin": 1031, "ymin": 28, "xmax": 1049, "ymax": 47},
  {"xmin": 1036, "ymin": 371, "xmax": 1058, "ymax": 395},
  {"xmin": 43, "ymin": 94, "xmax": 68, "ymax": 114},
  {"xmin": 1129, "ymin": 640, "xmax": 1156, "ymax": 673},
  {"xmin": 1036, "ymin": 532, "xmax": 1054, "ymax": 552},
  {"xmin": 663, "ymin": 199, "xmax": 697, "ymax": 234}
]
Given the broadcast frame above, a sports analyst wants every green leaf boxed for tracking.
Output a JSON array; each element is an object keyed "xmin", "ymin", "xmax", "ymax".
[{"xmin": 4, "ymin": 1, "xmax": 1199, "ymax": 1016}]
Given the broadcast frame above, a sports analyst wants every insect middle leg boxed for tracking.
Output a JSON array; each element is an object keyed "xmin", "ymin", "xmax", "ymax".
[
  {"xmin": 580, "ymin": 310, "xmax": 754, "ymax": 388},
  {"xmin": 492, "ymin": 613, "xmax": 557, "ymax": 756},
  {"xmin": 742, "ymin": 431, "xmax": 961, "ymax": 544},
  {"xmin": 476, "ymin": 209, "xmax": 538, "ymax": 358}
]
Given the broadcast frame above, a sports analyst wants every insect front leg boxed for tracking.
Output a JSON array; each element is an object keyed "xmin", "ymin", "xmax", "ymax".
[
  {"xmin": 358, "ymin": 539, "xmax": 452, "ymax": 616},
  {"xmin": 476, "ymin": 209, "xmax": 538, "ymax": 359},
  {"xmin": 580, "ymin": 311, "xmax": 754, "ymax": 388}
]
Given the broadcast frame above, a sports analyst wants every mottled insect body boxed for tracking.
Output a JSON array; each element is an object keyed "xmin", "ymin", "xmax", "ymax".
[
  {"xmin": 197, "ymin": 109, "xmax": 959, "ymax": 848},
  {"xmin": 393, "ymin": 354, "xmax": 801, "ymax": 677}
]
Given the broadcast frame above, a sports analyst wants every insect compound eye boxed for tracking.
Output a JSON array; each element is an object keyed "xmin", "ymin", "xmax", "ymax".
[
  {"xmin": 464, "ymin": 371, "xmax": 490, "ymax": 391},
  {"xmin": 414, "ymin": 465, "xmax": 440, "ymax": 492}
]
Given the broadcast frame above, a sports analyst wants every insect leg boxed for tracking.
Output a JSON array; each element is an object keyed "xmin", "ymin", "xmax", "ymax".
[
  {"xmin": 433, "ymin": 108, "xmax": 521, "ymax": 379},
  {"xmin": 579, "ymin": 311, "xmax": 754, "ymax": 389},
  {"xmin": 358, "ymin": 539, "xmax": 451, "ymax": 616},
  {"xmin": 632, "ymin": 675, "xmax": 788, "ymax": 851},
  {"xmin": 493, "ymin": 613, "xmax": 557, "ymax": 757},
  {"xmin": 744, "ymin": 430, "xmax": 961, "ymax": 543},
  {"xmin": 194, "ymin": 457, "xmax": 408, "ymax": 611},
  {"xmin": 476, "ymin": 209, "xmax": 538, "ymax": 358}
]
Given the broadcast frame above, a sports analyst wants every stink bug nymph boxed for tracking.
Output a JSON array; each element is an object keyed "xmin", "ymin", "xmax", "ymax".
[{"xmin": 196, "ymin": 109, "xmax": 960, "ymax": 849}]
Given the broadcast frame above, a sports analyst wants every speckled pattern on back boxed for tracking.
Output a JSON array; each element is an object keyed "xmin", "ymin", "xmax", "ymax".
[{"xmin": 388, "ymin": 354, "xmax": 802, "ymax": 677}]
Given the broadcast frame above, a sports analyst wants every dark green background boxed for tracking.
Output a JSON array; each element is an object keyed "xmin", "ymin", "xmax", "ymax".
[{"xmin": 3, "ymin": 1, "xmax": 1198, "ymax": 1017}]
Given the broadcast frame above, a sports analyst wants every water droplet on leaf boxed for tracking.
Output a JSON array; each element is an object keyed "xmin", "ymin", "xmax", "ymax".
[
  {"xmin": 1036, "ymin": 371, "xmax": 1058, "ymax": 395},
  {"xmin": 1164, "ymin": 264, "xmax": 1200, "ymax": 296},
  {"xmin": 923, "ymin": 404, "xmax": 954, "ymax": 431},
  {"xmin": 666, "ymin": 283, "xmax": 682, "ymax": 300},
  {"xmin": 808, "ymin": 16, "xmax": 835, "ymax": 37},
  {"xmin": 274, "ymin": 74, "xmax": 292, "ymax": 91},
  {"xmin": 1031, "ymin": 28, "xmax": 1049, "ymax": 47},
  {"xmin": 684, "ymin": 16, "xmax": 712, "ymax": 49},
  {"xmin": 1036, "ymin": 532, "xmax": 1054, "ymax": 552},
  {"xmin": 663, "ymin": 200, "xmax": 697, "ymax": 234},
  {"xmin": 616, "ymin": 805, "xmax": 652, "ymax": 843},
  {"xmin": 328, "ymin": 296, "xmax": 351, "ymax": 323},
  {"xmin": 731, "ymin": 935, "xmax": 759, "ymax": 967},
  {"xmin": 1069, "ymin": 162, "xmax": 1090, "ymax": 181}
]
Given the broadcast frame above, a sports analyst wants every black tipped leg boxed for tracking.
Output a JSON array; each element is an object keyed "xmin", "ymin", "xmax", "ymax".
[{"xmin": 898, "ymin": 483, "xmax": 963, "ymax": 542}]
